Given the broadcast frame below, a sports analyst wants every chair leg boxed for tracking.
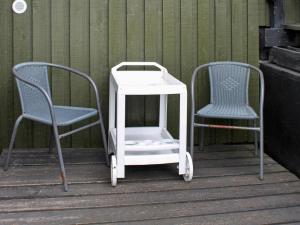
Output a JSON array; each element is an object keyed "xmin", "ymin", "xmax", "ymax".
[
  {"xmin": 53, "ymin": 125, "xmax": 68, "ymax": 191},
  {"xmin": 48, "ymin": 128, "xmax": 54, "ymax": 154},
  {"xmin": 99, "ymin": 114, "xmax": 109, "ymax": 167},
  {"xmin": 259, "ymin": 119, "xmax": 264, "ymax": 180},
  {"xmin": 199, "ymin": 118, "xmax": 205, "ymax": 151},
  {"xmin": 254, "ymin": 120, "xmax": 258, "ymax": 157},
  {"xmin": 190, "ymin": 115, "xmax": 195, "ymax": 159},
  {"xmin": 4, "ymin": 116, "xmax": 23, "ymax": 171}
]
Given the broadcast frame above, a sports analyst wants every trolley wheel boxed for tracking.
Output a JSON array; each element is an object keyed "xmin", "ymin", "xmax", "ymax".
[
  {"xmin": 183, "ymin": 152, "xmax": 193, "ymax": 182},
  {"xmin": 111, "ymin": 155, "xmax": 117, "ymax": 187}
]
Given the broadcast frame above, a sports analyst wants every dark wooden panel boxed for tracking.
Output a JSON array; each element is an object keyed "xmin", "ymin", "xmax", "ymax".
[{"xmin": 269, "ymin": 47, "xmax": 300, "ymax": 72}]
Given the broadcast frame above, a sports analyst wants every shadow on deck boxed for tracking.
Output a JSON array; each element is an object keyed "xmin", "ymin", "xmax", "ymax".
[{"xmin": 0, "ymin": 145, "xmax": 299, "ymax": 224}]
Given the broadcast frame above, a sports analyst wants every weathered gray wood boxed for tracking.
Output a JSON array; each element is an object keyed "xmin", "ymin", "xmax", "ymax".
[
  {"xmin": 1, "ymin": 181, "xmax": 300, "ymax": 214},
  {"xmin": 260, "ymin": 28, "xmax": 298, "ymax": 47},
  {"xmin": 284, "ymin": 23, "xmax": 300, "ymax": 31},
  {"xmin": 0, "ymin": 148, "xmax": 276, "ymax": 167},
  {"xmin": 0, "ymin": 160, "xmax": 285, "ymax": 187},
  {"xmin": 0, "ymin": 145, "xmax": 298, "ymax": 224},
  {"xmin": 123, "ymin": 206, "xmax": 300, "ymax": 225},
  {"xmin": 268, "ymin": 0, "xmax": 285, "ymax": 28},
  {"xmin": 0, "ymin": 194, "xmax": 299, "ymax": 224},
  {"xmin": 0, "ymin": 172, "xmax": 295, "ymax": 200},
  {"xmin": 269, "ymin": 47, "xmax": 300, "ymax": 72}
]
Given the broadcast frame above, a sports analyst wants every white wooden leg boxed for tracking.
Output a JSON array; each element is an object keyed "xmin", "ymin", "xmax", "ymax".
[
  {"xmin": 179, "ymin": 92, "xmax": 187, "ymax": 175},
  {"xmin": 109, "ymin": 76, "xmax": 116, "ymax": 131},
  {"xmin": 159, "ymin": 94, "xmax": 168, "ymax": 128},
  {"xmin": 116, "ymin": 93, "xmax": 126, "ymax": 178}
]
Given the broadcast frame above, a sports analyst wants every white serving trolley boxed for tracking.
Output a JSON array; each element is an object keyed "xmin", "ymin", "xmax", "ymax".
[{"xmin": 108, "ymin": 62, "xmax": 193, "ymax": 186}]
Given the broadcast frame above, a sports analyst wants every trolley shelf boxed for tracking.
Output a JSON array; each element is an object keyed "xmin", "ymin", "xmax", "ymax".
[
  {"xmin": 109, "ymin": 127, "xmax": 181, "ymax": 165},
  {"xmin": 109, "ymin": 127, "xmax": 180, "ymax": 152}
]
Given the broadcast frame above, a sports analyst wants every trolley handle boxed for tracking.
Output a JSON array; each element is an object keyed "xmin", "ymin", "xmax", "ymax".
[{"xmin": 111, "ymin": 62, "xmax": 167, "ymax": 73}]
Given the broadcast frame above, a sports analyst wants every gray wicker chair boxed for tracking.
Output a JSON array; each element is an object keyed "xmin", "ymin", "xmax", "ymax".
[
  {"xmin": 4, "ymin": 62, "xmax": 109, "ymax": 191},
  {"xmin": 190, "ymin": 62, "xmax": 264, "ymax": 180}
]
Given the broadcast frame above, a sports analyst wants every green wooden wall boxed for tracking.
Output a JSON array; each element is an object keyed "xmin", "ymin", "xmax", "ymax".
[
  {"xmin": 0, "ymin": 0, "xmax": 267, "ymax": 149},
  {"xmin": 259, "ymin": 0, "xmax": 300, "ymax": 26}
]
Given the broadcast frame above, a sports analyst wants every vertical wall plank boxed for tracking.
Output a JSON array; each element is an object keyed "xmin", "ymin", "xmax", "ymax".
[
  {"xmin": 126, "ymin": 0, "xmax": 145, "ymax": 126},
  {"xmin": 13, "ymin": 0, "xmax": 33, "ymax": 148},
  {"xmin": 181, "ymin": 0, "xmax": 197, "ymax": 144},
  {"xmin": 231, "ymin": 0, "xmax": 248, "ymax": 143},
  {"xmin": 0, "ymin": 0, "xmax": 14, "ymax": 149},
  {"xmin": 197, "ymin": 0, "xmax": 216, "ymax": 145},
  {"xmin": 248, "ymin": 0, "xmax": 260, "ymax": 142},
  {"xmin": 109, "ymin": 0, "xmax": 126, "ymax": 69},
  {"xmin": 163, "ymin": 0, "xmax": 181, "ymax": 137},
  {"xmin": 144, "ymin": 0, "xmax": 163, "ymax": 126},
  {"xmin": 51, "ymin": 0, "xmax": 71, "ymax": 147},
  {"xmin": 70, "ymin": 0, "xmax": 90, "ymax": 147},
  {"xmin": 89, "ymin": 0, "xmax": 109, "ymax": 147},
  {"xmin": 32, "ymin": 0, "xmax": 51, "ymax": 147},
  {"xmin": 215, "ymin": 0, "xmax": 232, "ymax": 144}
]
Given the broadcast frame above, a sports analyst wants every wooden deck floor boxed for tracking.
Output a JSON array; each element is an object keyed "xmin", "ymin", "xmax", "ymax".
[{"xmin": 0, "ymin": 145, "xmax": 299, "ymax": 225}]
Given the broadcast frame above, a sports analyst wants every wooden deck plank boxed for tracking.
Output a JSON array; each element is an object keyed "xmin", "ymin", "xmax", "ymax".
[
  {"xmin": 0, "ymin": 194, "xmax": 299, "ymax": 224},
  {"xmin": 0, "ymin": 159, "xmax": 285, "ymax": 187},
  {"xmin": 0, "ymin": 145, "xmax": 298, "ymax": 224},
  {"xmin": 122, "ymin": 206, "xmax": 300, "ymax": 225},
  {"xmin": 0, "ymin": 172, "xmax": 296, "ymax": 201},
  {"xmin": 0, "ymin": 148, "xmax": 276, "ymax": 166},
  {"xmin": 0, "ymin": 181, "xmax": 299, "ymax": 214}
]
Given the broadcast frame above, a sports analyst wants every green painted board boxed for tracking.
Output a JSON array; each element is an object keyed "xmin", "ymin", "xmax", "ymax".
[
  {"xmin": 32, "ymin": 0, "xmax": 51, "ymax": 147},
  {"xmin": 180, "ymin": 0, "xmax": 197, "ymax": 144},
  {"xmin": 51, "ymin": 0, "xmax": 71, "ymax": 147},
  {"xmin": 162, "ymin": 0, "xmax": 181, "ymax": 138},
  {"xmin": 144, "ymin": 0, "xmax": 162, "ymax": 126},
  {"xmin": 197, "ymin": 0, "xmax": 216, "ymax": 145},
  {"xmin": 12, "ymin": 0, "xmax": 33, "ymax": 148},
  {"xmin": 0, "ymin": 0, "xmax": 14, "ymax": 149},
  {"xmin": 70, "ymin": 0, "xmax": 90, "ymax": 147},
  {"xmin": 215, "ymin": 0, "xmax": 232, "ymax": 144},
  {"xmin": 126, "ymin": 0, "xmax": 145, "ymax": 126},
  {"xmin": 247, "ymin": 0, "xmax": 260, "ymax": 142},
  {"xmin": 89, "ymin": 0, "xmax": 109, "ymax": 147},
  {"xmin": 231, "ymin": 0, "xmax": 248, "ymax": 143}
]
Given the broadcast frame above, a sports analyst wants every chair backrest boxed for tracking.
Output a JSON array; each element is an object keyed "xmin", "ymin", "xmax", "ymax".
[
  {"xmin": 208, "ymin": 62, "xmax": 250, "ymax": 106},
  {"xmin": 14, "ymin": 63, "xmax": 51, "ymax": 117}
]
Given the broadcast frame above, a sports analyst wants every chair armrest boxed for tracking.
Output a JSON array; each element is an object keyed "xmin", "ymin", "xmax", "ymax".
[
  {"xmin": 249, "ymin": 65, "xmax": 265, "ymax": 118},
  {"xmin": 49, "ymin": 64, "xmax": 103, "ymax": 115},
  {"xmin": 190, "ymin": 63, "xmax": 211, "ymax": 115}
]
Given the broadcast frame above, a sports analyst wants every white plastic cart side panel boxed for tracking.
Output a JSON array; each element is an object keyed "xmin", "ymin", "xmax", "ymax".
[
  {"xmin": 125, "ymin": 153, "xmax": 179, "ymax": 165},
  {"xmin": 179, "ymin": 91, "xmax": 187, "ymax": 175},
  {"xmin": 109, "ymin": 75, "xmax": 116, "ymax": 130},
  {"xmin": 159, "ymin": 95, "xmax": 168, "ymax": 128},
  {"xmin": 116, "ymin": 93, "xmax": 126, "ymax": 178}
]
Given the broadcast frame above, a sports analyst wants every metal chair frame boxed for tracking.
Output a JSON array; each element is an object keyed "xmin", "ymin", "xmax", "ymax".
[
  {"xmin": 3, "ymin": 62, "xmax": 109, "ymax": 191},
  {"xmin": 190, "ymin": 62, "xmax": 265, "ymax": 180}
]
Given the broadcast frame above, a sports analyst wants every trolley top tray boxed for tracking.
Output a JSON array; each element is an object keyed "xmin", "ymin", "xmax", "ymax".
[{"xmin": 110, "ymin": 62, "xmax": 186, "ymax": 95}]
